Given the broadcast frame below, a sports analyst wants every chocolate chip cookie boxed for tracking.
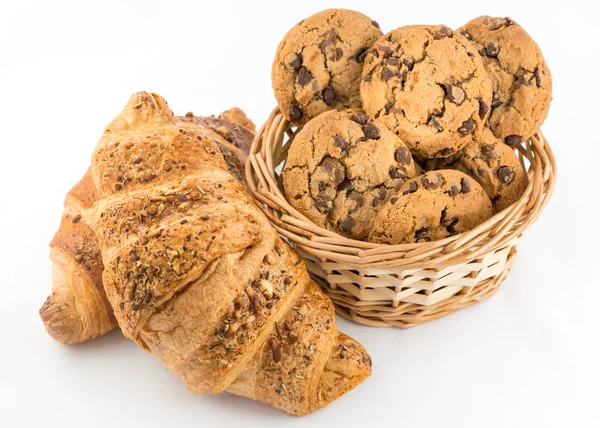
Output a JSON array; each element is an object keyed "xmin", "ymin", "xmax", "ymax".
[
  {"xmin": 420, "ymin": 129, "xmax": 527, "ymax": 212},
  {"xmin": 368, "ymin": 170, "xmax": 493, "ymax": 244},
  {"xmin": 272, "ymin": 9, "xmax": 383, "ymax": 125},
  {"xmin": 360, "ymin": 25, "xmax": 492, "ymax": 159},
  {"xmin": 283, "ymin": 109, "xmax": 418, "ymax": 239},
  {"xmin": 458, "ymin": 16, "xmax": 552, "ymax": 146}
]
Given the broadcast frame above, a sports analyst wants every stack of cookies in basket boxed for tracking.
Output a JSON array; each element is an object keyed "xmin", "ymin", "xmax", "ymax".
[{"xmin": 273, "ymin": 9, "xmax": 552, "ymax": 244}]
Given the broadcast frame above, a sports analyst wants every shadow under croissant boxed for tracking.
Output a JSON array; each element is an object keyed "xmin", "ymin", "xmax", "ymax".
[{"xmin": 56, "ymin": 320, "xmax": 369, "ymax": 417}]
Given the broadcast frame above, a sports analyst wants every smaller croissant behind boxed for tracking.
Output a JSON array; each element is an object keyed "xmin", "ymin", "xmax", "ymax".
[
  {"xmin": 40, "ymin": 107, "xmax": 256, "ymax": 344},
  {"xmin": 40, "ymin": 168, "xmax": 116, "ymax": 344}
]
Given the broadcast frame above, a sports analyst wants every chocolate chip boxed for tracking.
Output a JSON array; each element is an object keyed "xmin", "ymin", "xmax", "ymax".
[
  {"xmin": 333, "ymin": 47, "xmax": 344, "ymax": 61},
  {"xmin": 440, "ymin": 208, "xmax": 448, "ymax": 223},
  {"xmin": 460, "ymin": 30, "xmax": 472, "ymax": 40},
  {"xmin": 390, "ymin": 197, "xmax": 398, "ymax": 205},
  {"xmin": 297, "ymin": 67, "xmax": 313, "ymax": 86},
  {"xmin": 363, "ymin": 74, "xmax": 372, "ymax": 83},
  {"xmin": 415, "ymin": 228, "xmax": 428, "ymax": 240},
  {"xmin": 488, "ymin": 19, "xmax": 505, "ymax": 31},
  {"xmin": 485, "ymin": 43, "xmax": 499, "ymax": 58},
  {"xmin": 373, "ymin": 187, "xmax": 386, "ymax": 206},
  {"xmin": 320, "ymin": 158, "xmax": 345, "ymax": 184},
  {"xmin": 444, "ymin": 85, "xmax": 465, "ymax": 105},
  {"xmin": 519, "ymin": 73, "xmax": 533, "ymax": 87},
  {"xmin": 460, "ymin": 178, "xmax": 471, "ymax": 194},
  {"xmin": 288, "ymin": 105, "xmax": 303, "ymax": 122},
  {"xmin": 363, "ymin": 125, "xmax": 381, "ymax": 140},
  {"xmin": 382, "ymin": 67, "xmax": 395, "ymax": 82},
  {"xmin": 317, "ymin": 181, "xmax": 327, "ymax": 192},
  {"xmin": 445, "ymin": 185, "xmax": 459, "ymax": 197},
  {"xmin": 356, "ymin": 48, "xmax": 368, "ymax": 63},
  {"xmin": 337, "ymin": 178, "xmax": 353, "ymax": 192},
  {"xmin": 72, "ymin": 215, "xmax": 82, "ymax": 224},
  {"xmin": 320, "ymin": 86, "xmax": 337, "ymax": 106},
  {"xmin": 350, "ymin": 112, "xmax": 369, "ymax": 125},
  {"xmin": 430, "ymin": 116, "xmax": 443, "ymax": 132},
  {"xmin": 403, "ymin": 58, "xmax": 414, "ymax": 71},
  {"xmin": 319, "ymin": 30, "xmax": 337, "ymax": 48},
  {"xmin": 347, "ymin": 191, "xmax": 364, "ymax": 213},
  {"xmin": 437, "ymin": 147, "xmax": 453, "ymax": 157},
  {"xmin": 481, "ymin": 144, "xmax": 497, "ymax": 162},
  {"xmin": 347, "ymin": 190, "xmax": 363, "ymax": 203},
  {"xmin": 458, "ymin": 118, "xmax": 475, "ymax": 134},
  {"xmin": 372, "ymin": 20, "xmax": 380, "ymax": 29},
  {"xmin": 378, "ymin": 45, "xmax": 393, "ymax": 58},
  {"xmin": 339, "ymin": 217, "xmax": 355, "ymax": 232},
  {"xmin": 505, "ymin": 135, "xmax": 522, "ymax": 146},
  {"xmin": 387, "ymin": 57, "xmax": 400, "ymax": 67},
  {"xmin": 403, "ymin": 181, "xmax": 418, "ymax": 195},
  {"xmin": 320, "ymin": 156, "xmax": 338, "ymax": 172},
  {"xmin": 394, "ymin": 147, "xmax": 411, "ymax": 165},
  {"xmin": 289, "ymin": 53, "xmax": 303, "ymax": 70},
  {"xmin": 334, "ymin": 135, "xmax": 349, "ymax": 150},
  {"xmin": 446, "ymin": 218, "xmax": 459, "ymax": 236},
  {"xmin": 497, "ymin": 166, "xmax": 515, "ymax": 184},
  {"xmin": 534, "ymin": 67, "xmax": 543, "ymax": 87},
  {"xmin": 437, "ymin": 26, "xmax": 452, "ymax": 37},
  {"xmin": 389, "ymin": 168, "xmax": 405, "ymax": 179},
  {"xmin": 315, "ymin": 196, "xmax": 333, "ymax": 212},
  {"xmin": 491, "ymin": 96, "xmax": 503, "ymax": 109},
  {"xmin": 422, "ymin": 172, "xmax": 442, "ymax": 189},
  {"xmin": 478, "ymin": 99, "xmax": 489, "ymax": 118}
]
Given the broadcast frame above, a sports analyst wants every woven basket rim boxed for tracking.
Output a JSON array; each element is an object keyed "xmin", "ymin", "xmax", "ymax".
[{"xmin": 246, "ymin": 107, "xmax": 556, "ymax": 271}]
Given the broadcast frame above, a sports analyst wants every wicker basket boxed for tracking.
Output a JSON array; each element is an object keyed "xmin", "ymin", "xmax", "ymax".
[{"xmin": 245, "ymin": 108, "xmax": 557, "ymax": 328}]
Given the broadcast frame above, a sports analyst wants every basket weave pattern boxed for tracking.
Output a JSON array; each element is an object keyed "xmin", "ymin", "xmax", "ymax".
[{"xmin": 245, "ymin": 108, "xmax": 556, "ymax": 327}]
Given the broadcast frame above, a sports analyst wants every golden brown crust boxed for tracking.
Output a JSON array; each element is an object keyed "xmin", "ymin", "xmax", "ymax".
[
  {"xmin": 40, "ymin": 212, "xmax": 116, "ymax": 344},
  {"xmin": 228, "ymin": 281, "xmax": 372, "ymax": 415},
  {"xmin": 64, "ymin": 168, "xmax": 98, "ymax": 213},
  {"xmin": 40, "ymin": 103, "xmax": 255, "ymax": 345},
  {"xmin": 176, "ymin": 113, "xmax": 253, "ymax": 186},
  {"xmin": 319, "ymin": 332, "xmax": 372, "ymax": 409},
  {"xmin": 84, "ymin": 92, "xmax": 371, "ymax": 415},
  {"xmin": 218, "ymin": 107, "xmax": 256, "ymax": 132}
]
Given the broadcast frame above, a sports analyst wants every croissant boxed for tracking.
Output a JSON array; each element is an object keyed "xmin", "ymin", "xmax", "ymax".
[
  {"xmin": 83, "ymin": 92, "xmax": 371, "ymax": 415},
  {"xmin": 40, "ymin": 108, "xmax": 256, "ymax": 344}
]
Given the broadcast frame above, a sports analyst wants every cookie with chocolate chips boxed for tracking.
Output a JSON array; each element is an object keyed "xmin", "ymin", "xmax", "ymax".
[
  {"xmin": 360, "ymin": 25, "xmax": 492, "ymax": 158},
  {"xmin": 458, "ymin": 16, "xmax": 552, "ymax": 146},
  {"xmin": 283, "ymin": 109, "xmax": 417, "ymax": 239},
  {"xmin": 419, "ymin": 129, "xmax": 528, "ymax": 211},
  {"xmin": 272, "ymin": 9, "xmax": 383, "ymax": 125},
  {"xmin": 368, "ymin": 170, "xmax": 493, "ymax": 244}
]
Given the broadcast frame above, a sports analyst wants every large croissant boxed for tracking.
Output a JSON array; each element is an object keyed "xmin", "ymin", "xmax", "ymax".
[
  {"xmin": 81, "ymin": 92, "xmax": 371, "ymax": 415},
  {"xmin": 40, "ymin": 109, "xmax": 256, "ymax": 344}
]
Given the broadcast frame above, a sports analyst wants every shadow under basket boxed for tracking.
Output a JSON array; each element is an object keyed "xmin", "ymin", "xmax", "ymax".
[{"xmin": 245, "ymin": 108, "xmax": 557, "ymax": 328}]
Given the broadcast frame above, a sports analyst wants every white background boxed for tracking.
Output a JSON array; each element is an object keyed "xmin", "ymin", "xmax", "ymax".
[{"xmin": 1, "ymin": 0, "xmax": 599, "ymax": 426}]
